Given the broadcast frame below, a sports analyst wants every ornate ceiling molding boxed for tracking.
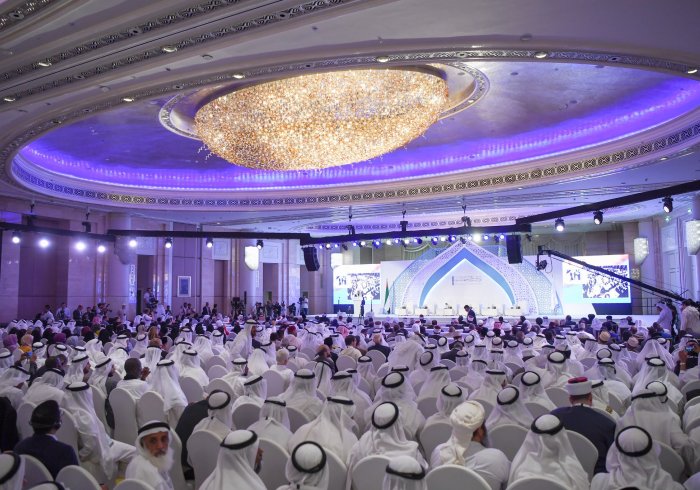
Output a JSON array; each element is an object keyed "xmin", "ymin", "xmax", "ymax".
[
  {"xmin": 0, "ymin": 0, "xmax": 58, "ymax": 32},
  {"xmin": 0, "ymin": 0, "xmax": 382, "ymax": 101}
]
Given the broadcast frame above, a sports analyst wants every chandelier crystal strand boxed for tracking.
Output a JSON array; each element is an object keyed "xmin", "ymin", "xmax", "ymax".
[{"xmin": 194, "ymin": 69, "xmax": 448, "ymax": 171}]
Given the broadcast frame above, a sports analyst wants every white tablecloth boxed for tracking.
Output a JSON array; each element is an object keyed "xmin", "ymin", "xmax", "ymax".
[{"xmin": 415, "ymin": 308, "xmax": 429, "ymax": 315}]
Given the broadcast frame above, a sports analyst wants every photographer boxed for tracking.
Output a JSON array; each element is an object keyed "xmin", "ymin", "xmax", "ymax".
[{"xmin": 676, "ymin": 339, "xmax": 699, "ymax": 382}]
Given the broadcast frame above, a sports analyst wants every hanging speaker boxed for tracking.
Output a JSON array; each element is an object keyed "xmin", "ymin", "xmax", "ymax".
[
  {"xmin": 303, "ymin": 247, "xmax": 320, "ymax": 272},
  {"xmin": 506, "ymin": 235, "xmax": 523, "ymax": 264}
]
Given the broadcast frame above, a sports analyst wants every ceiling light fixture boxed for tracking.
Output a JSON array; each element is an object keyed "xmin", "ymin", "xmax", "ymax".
[
  {"xmin": 256, "ymin": 239, "xmax": 264, "ymax": 249},
  {"xmin": 593, "ymin": 210, "xmax": 604, "ymax": 225},
  {"xmin": 555, "ymin": 218, "xmax": 565, "ymax": 232},
  {"xmin": 195, "ymin": 69, "xmax": 448, "ymax": 171},
  {"xmin": 38, "ymin": 238, "xmax": 50, "ymax": 248},
  {"xmin": 75, "ymin": 241, "xmax": 86, "ymax": 251},
  {"xmin": 687, "ymin": 68, "xmax": 698, "ymax": 75},
  {"xmin": 232, "ymin": 72, "xmax": 245, "ymax": 79},
  {"xmin": 37, "ymin": 60, "xmax": 52, "ymax": 67},
  {"xmin": 97, "ymin": 243, "xmax": 106, "ymax": 253},
  {"xmin": 375, "ymin": 55, "xmax": 390, "ymax": 63},
  {"xmin": 533, "ymin": 51, "xmax": 548, "ymax": 59},
  {"xmin": 128, "ymin": 238, "xmax": 138, "ymax": 248},
  {"xmin": 164, "ymin": 238, "xmax": 173, "ymax": 249},
  {"xmin": 206, "ymin": 237, "xmax": 214, "ymax": 248},
  {"xmin": 162, "ymin": 45, "xmax": 178, "ymax": 53},
  {"xmin": 663, "ymin": 197, "xmax": 674, "ymax": 213},
  {"xmin": 11, "ymin": 231, "xmax": 20, "ymax": 244},
  {"xmin": 3, "ymin": 96, "xmax": 16, "ymax": 102},
  {"xmin": 122, "ymin": 97, "xmax": 136, "ymax": 102}
]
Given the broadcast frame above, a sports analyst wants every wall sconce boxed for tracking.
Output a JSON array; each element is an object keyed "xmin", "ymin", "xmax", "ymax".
[{"xmin": 633, "ymin": 237, "xmax": 649, "ymax": 265}]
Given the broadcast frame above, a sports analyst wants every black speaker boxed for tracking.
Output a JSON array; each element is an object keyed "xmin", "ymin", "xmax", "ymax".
[
  {"xmin": 506, "ymin": 235, "xmax": 523, "ymax": 264},
  {"xmin": 303, "ymin": 247, "xmax": 320, "ymax": 272}
]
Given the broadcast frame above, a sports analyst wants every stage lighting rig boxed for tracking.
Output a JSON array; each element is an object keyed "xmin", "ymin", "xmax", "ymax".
[
  {"xmin": 593, "ymin": 211, "xmax": 603, "ymax": 225},
  {"xmin": 536, "ymin": 259, "xmax": 548, "ymax": 271},
  {"xmin": 663, "ymin": 197, "xmax": 673, "ymax": 213}
]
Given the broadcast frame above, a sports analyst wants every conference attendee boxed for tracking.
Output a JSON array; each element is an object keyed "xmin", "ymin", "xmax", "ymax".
[
  {"xmin": 590, "ymin": 358, "xmax": 632, "ymax": 403},
  {"xmin": 64, "ymin": 382, "xmax": 135, "ymax": 482},
  {"xmin": 0, "ymin": 452, "xmax": 24, "ymax": 490},
  {"xmin": 590, "ymin": 426, "xmax": 683, "ymax": 490},
  {"xmin": 117, "ymin": 357, "xmax": 150, "ymax": 399},
  {"xmin": 279, "ymin": 441, "xmax": 328, "ymax": 490},
  {"xmin": 0, "ymin": 366, "xmax": 30, "ymax": 409},
  {"xmin": 681, "ymin": 299, "xmax": 700, "ymax": 336},
  {"xmin": 151, "ymin": 359, "xmax": 188, "ymax": 427},
  {"xmin": 192, "ymin": 390, "xmax": 233, "ymax": 441},
  {"xmin": 232, "ymin": 375, "xmax": 268, "ymax": 410},
  {"xmin": 551, "ymin": 377, "xmax": 616, "ymax": 474},
  {"xmin": 367, "ymin": 333, "xmax": 391, "ymax": 358},
  {"xmin": 509, "ymin": 414, "xmax": 589, "ymax": 490},
  {"xmin": 430, "ymin": 400, "xmax": 510, "ymax": 490},
  {"xmin": 289, "ymin": 396, "xmax": 358, "ymax": 462},
  {"xmin": 485, "ymin": 385, "xmax": 534, "ymax": 431},
  {"xmin": 469, "ymin": 369, "xmax": 507, "ymax": 406},
  {"xmin": 200, "ymin": 430, "xmax": 265, "ymax": 490},
  {"xmin": 179, "ymin": 349, "xmax": 209, "ymax": 387},
  {"xmin": 340, "ymin": 335, "xmax": 363, "ymax": 361},
  {"xmin": 425, "ymin": 384, "xmax": 465, "ymax": 426},
  {"xmin": 248, "ymin": 398, "xmax": 293, "ymax": 447},
  {"xmin": 125, "ymin": 420, "xmax": 175, "ymax": 490},
  {"xmin": 409, "ymin": 351, "xmax": 438, "ymax": 389},
  {"xmin": 330, "ymin": 371, "xmax": 372, "ymax": 428},
  {"xmin": 383, "ymin": 455, "xmax": 427, "ymax": 490},
  {"xmin": 634, "ymin": 357, "xmax": 682, "ymax": 405},
  {"xmin": 387, "ymin": 330, "xmax": 424, "ymax": 370},
  {"xmin": 347, "ymin": 401, "xmax": 426, "ymax": 483},
  {"xmin": 222, "ymin": 358, "xmax": 249, "ymax": 398},
  {"xmin": 89, "ymin": 355, "xmax": 115, "ymax": 397},
  {"xmin": 417, "ymin": 365, "xmax": 451, "ymax": 400},
  {"xmin": 14, "ymin": 400, "xmax": 79, "ymax": 478},
  {"xmin": 269, "ymin": 348, "xmax": 294, "ymax": 388},
  {"xmin": 23, "ymin": 367, "xmax": 66, "ymax": 406},
  {"xmin": 367, "ymin": 372, "xmax": 425, "ymax": 439},
  {"xmin": 281, "ymin": 369, "xmax": 324, "ymax": 419},
  {"xmin": 518, "ymin": 370, "xmax": 556, "ymax": 410},
  {"xmin": 617, "ymin": 388, "xmax": 693, "ymax": 464}
]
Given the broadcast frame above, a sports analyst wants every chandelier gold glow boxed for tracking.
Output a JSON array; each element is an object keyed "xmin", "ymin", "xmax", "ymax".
[{"xmin": 194, "ymin": 69, "xmax": 448, "ymax": 171}]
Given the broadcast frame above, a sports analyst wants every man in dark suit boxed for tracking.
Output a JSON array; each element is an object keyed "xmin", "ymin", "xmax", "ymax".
[
  {"xmin": 14, "ymin": 400, "xmax": 79, "ymax": 478},
  {"xmin": 550, "ymin": 377, "xmax": 615, "ymax": 475},
  {"xmin": 367, "ymin": 333, "xmax": 391, "ymax": 358}
]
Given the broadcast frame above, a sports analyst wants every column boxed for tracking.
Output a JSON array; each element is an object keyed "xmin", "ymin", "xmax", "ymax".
[
  {"xmin": 0, "ymin": 212, "xmax": 22, "ymax": 319},
  {"xmin": 234, "ymin": 239, "xmax": 263, "ymax": 314},
  {"xmin": 104, "ymin": 213, "xmax": 137, "ymax": 318},
  {"xmin": 280, "ymin": 239, "xmax": 301, "ymax": 308},
  {"xmin": 308, "ymin": 248, "xmax": 333, "ymax": 314},
  {"xmin": 637, "ymin": 219, "xmax": 659, "ymax": 314}
]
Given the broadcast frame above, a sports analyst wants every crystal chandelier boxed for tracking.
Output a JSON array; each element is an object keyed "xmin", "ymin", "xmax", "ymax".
[{"xmin": 194, "ymin": 68, "xmax": 448, "ymax": 171}]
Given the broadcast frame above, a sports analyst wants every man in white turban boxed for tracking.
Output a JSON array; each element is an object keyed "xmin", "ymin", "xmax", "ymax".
[
  {"xmin": 279, "ymin": 441, "xmax": 329, "ymax": 490},
  {"xmin": 509, "ymin": 414, "xmax": 589, "ymax": 490},
  {"xmin": 590, "ymin": 425, "xmax": 683, "ymax": 490},
  {"xmin": 431, "ymin": 400, "xmax": 510, "ymax": 490},
  {"xmin": 200, "ymin": 430, "xmax": 265, "ymax": 490},
  {"xmin": 125, "ymin": 420, "xmax": 175, "ymax": 490}
]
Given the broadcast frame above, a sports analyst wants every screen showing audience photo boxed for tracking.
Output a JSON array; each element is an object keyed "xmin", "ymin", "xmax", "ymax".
[
  {"xmin": 562, "ymin": 254, "xmax": 631, "ymax": 304},
  {"xmin": 333, "ymin": 264, "xmax": 381, "ymax": 304}
]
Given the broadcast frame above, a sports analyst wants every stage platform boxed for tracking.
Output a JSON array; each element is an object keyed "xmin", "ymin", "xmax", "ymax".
[{"xmin": 323, "ymin": 313, "xmax": 660, "ymax": 328}]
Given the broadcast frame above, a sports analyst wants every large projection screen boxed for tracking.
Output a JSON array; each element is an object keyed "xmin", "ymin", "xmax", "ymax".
[
  {"xmin": 333, "ymin": 264, "xmax": 381, "ymax": 306},
  {"xmin": 562, "ymin": 254, "xmax": 631, "ymax": 304}
]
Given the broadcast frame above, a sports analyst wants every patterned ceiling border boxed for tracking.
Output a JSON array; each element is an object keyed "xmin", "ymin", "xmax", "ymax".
[
  {"xmin": 157, "ymin": 62, "xmax": 491, "ymax": 140},
  {"xmin": 0, "ymin": 0, "xmax": 382, "ymax": 100},
  {"xmin": 9, "ymin": 122, "xmax": 700, "ymax": 210},
  {"xmin": 0, "ymin": 0, "xmax": 57, "ymax": 32},
  {"xmin": 0, "ymin": 0, "xmax": 251, "ymax": 82}
]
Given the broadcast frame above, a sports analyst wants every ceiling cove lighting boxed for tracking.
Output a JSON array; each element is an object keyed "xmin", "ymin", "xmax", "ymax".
[
  {"xmin": 663, "ymin": 197, "xmax": 674, "ymax": 213},
  {"xmin": 194, "ymin": 69, "xmax": 448, "ymax": 171},
  {"xmin": 555, "ymin": 218, "xmax": 566, "ymax": 232},
  {"xmin": 593, "ymin": 210, "xmax": 604, "ymax": 225}
]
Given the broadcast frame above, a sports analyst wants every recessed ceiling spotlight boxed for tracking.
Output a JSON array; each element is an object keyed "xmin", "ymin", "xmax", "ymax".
[
  {"xmin": 375, "ymin": 55, "xmax": 390, "ymax": 63},
  {"xmin": 162, "ymin": 45, "xmax": 178, "ymax": 53},
  {"xmin": 232, "ymin": 73, "xmax": 245, "ymax": 79},
  {"xmin": 533, "ymin": 51, "xmax": 548, "ymax": 59},
  {"xmin": 37, "ymin": 60, "xmax": 52, "ymax": 67},
  {"xmin": 466, "ymin": 99, "xmax": 476, "ymax": 103},
  {"xmin": 687, "ymin": 68, "xmax": 698, "ymax": 74},
  {"xmin": 3, "ymin": 96, "xmax": 16, "ymax": 102},
  {"xmin": 122, "ymin": 96, "xmax": 136, "ymax": 102}
]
